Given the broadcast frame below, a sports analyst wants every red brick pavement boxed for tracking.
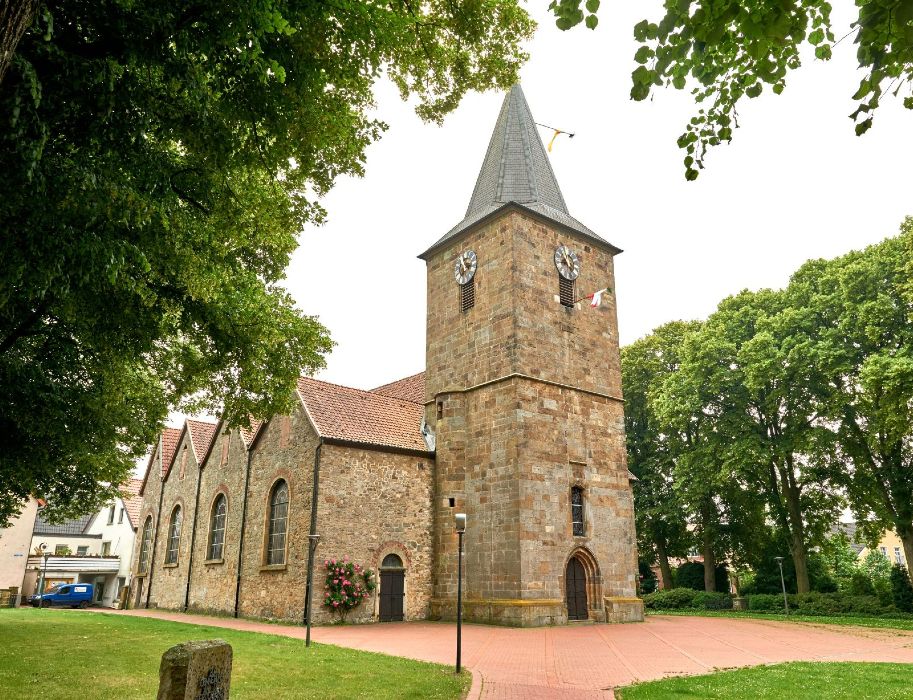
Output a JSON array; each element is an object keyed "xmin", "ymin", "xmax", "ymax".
[{"xmin": 94, "ymin": 609, "xmax": 913, "ymax": 698}]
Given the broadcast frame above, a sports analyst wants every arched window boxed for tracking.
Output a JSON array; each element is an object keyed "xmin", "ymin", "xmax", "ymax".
[
  {"xmin": 139, "ymin": 516, "xmax": 153, "ymax": 574},
  {"xmin": 381, "ymin": 553, "xmax": 404, "ymax": 569},
  {"xmin": 266, "ymin": 480, "xmax": 289, "ymax": 565},
  {"xmin": 207, "ymin": 494, "xmax": 227, "ymax": 561},
  {"xmin": 571, "ymin": 487, "xmax": 585, "ymax": 537},
  {"xmin": 165, "ymin": 506, "xmax": 182, "ymax": 565}
]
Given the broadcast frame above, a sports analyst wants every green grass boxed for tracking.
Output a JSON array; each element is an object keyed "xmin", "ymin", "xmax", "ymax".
[
  {"xmin": 0, "ymin": 609, "xmax": 469, "ymax": 699},
  {"xmin": 616, "ymin": 662, "xmax": 913, "ymax": 699},
  {"xmin": 647, "ymin": 608, "xmax": 913, "ymax": 631}
]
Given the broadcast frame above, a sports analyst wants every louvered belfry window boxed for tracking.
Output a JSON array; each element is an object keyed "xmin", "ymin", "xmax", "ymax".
[
  {"xmin": 571, "ymin": 487, "xmax": 585, "ymax": 536},
  {"xmin": 460, "ymin": 277, "xmax": 475, "ymax": 312},
  {"xmin": 559, "ymin": 275, "xmax": 575, "ymax": 308}
]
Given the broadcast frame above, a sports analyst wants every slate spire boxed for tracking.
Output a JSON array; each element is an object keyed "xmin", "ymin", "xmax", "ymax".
[{"xmin": 420, "ymin": 85, "xmax": 617, "ymax": 259}]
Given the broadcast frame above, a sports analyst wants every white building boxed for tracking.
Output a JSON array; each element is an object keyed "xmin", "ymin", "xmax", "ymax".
[{"xmin": 23, "ymin": 479, "xmax": 144, "ymax": 607}]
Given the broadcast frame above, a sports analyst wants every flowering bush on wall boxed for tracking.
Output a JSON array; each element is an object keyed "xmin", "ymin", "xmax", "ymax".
[{"xmin": 323, "ymin": 556, "xmax": 376, "ymax": 622}]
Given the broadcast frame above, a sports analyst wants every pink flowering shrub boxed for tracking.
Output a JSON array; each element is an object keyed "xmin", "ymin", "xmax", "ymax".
[{"xmin": 322, "ymin": 556, "xmax": 376, "ymax": 622}]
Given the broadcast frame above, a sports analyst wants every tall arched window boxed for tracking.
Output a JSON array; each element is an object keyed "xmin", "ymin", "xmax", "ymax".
[
  {"xmin": 165, "ymin": 506, "xmax": 182, "ymax": 565},
  {"xmin": 266, "ymin": 480, "xmax": 289, "ymax": 565},
  {"xmin": 571, "ymin": 487, "xmax": 585, "ymax": 537},
  {"xmin": 139, "ymin": 516, "xmax": 153, "ymax": 574},
  {"xmin": 208, "ymin": 494, "xmax": 227, "ymax": 561}
]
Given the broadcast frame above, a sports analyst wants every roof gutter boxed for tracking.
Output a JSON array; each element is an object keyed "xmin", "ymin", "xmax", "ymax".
[
  {"xmin": 233, "ymin": 437, "xmax": 254, "ymax": 618},
  {"xmin": 303, "ymin": 438, "xmax": 323, "ymax": 645}
]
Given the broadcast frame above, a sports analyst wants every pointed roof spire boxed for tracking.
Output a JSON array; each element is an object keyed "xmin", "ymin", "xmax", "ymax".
[{"xmin": 420, "ymin": 85, "xmax": 617, "ymax": 259}]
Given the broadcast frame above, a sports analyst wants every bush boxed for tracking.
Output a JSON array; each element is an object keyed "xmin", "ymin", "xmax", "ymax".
[
  {"xmin": 693, "ymin": 591, "xmax": 733, "ymax": 610},
  {"xmin": 748, "ymin": 594, "xmax": 783, "ymax": 612},
  {"xmin": 639, "ymin": 560, "xmax": 658, "ymax": 595},
  {"xmin": 848, "ymin": 571, "xmax": 876, "ymax": 597},
  {"xmin": 642, "ymin": 588, "xmax": 697, "ymax": 610},
  {"xmin": 675, "ymin": 561, "xmax": 730, "ymax": 592},
  {"xmin": 891, "ymin": 564, "xmax": 913, "ymax": 613}
]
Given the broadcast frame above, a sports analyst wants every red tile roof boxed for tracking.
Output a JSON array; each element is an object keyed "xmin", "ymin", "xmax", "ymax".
[
  {"xmin": 120, "ymin": 478, "xmax": 145, "ymax": 529},
  {"xmin": 296, "ymin": 377, "xmax": 430, "ymax": 453},
  {"xmin": 187, "ymin": 419, "xmax": 217, "ymax": 464},
  {"xmin": 160, "ymin": 427, "xmax": 182, "ymax": 477},
  {"xmin": 371, "ymin": 371, "xmax": 425, "ymax": 404},
  {"xmin": 239, "ymin": 420, "xmax": 263, "ymax": 448}
]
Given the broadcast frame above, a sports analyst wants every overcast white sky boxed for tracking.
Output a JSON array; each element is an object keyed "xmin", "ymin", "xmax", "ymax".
[{"xmin": 284, "ymin": 2, "xmax": 913, "ymax": 392}]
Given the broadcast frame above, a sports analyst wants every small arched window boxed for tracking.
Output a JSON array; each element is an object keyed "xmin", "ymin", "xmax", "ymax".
[
  {"xmin": 266, "ymin": 480, "xmax": 289, "ymax": 565},
  {"xmin": 571, "ymin": 487, "xmax": 585, "ymax": 537},
  {"xmin": 381, "ymin": 553, "xmax": 404, "ymax": 569},
  {"xmin": 139, "ymin": 516, "xmax": 153, "ymax": 574},
  {"xmin": 165, "ymin": 506, "xmax": 182, "ymax": 565},
  {"xmin": 208, "ymin": 494, "xmax": 227, "ymax": 561}
]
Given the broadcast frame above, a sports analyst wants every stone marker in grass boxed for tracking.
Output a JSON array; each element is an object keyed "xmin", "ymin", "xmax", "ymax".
[{"xmin": 158, "ymin": 639, "xmax": 233, "ymax": 700}]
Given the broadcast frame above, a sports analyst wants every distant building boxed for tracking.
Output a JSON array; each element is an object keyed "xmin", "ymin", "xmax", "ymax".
[
  {"xmin": 21, "ymin": 480, "xmax": 144, "ymax": 607},
  {"xmin": 0, "ymin": 497, "xmax": 41, "ymax": 592}
]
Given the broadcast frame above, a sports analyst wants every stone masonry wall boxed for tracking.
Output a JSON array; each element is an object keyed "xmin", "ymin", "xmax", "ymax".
[
  {"xmin": 187, "ymin": 427, "xmax": 249, "ymax": 615},
  {"xmin": 315, "ymin": 445, "xmax": 433, "ymax": 623},
  {"xmin": 132, "ymin": 444, "xmax": 163, "ymax": 608},
  {"xmin": 236, "ymin": 408, "xmax": 317, "ymax": 622},
  {"xmin": 148, "ymin": 431, "xmax": 202, "ymax": 610}
]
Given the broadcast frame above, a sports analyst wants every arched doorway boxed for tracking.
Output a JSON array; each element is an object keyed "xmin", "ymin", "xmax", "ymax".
[
  {"xmin": 565, "ymin": 556, "xmax": 588, "ymax": 620},
  {"xmin": 379, "ymin": 553, "xmax": 405, "ymax": 622}
]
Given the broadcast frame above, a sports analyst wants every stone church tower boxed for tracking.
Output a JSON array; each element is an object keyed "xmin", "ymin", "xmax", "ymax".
[{"xmin": 421, "ymin": 86, "xmax": 642, "ymax": 625}]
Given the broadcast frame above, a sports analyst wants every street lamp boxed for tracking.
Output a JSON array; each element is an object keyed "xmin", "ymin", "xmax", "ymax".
[
  {"xmin": 454, "ymin": 513, "xmax": 466, "ymax": 675},
  {"xmin": 774, "ymin": 556, "xmax": 789, "ymax": 615},
  {"xmin": 304, "ymin": 533, "xmax": 321, "ymax": 647},
  {"xmin": 37, "ymin": 543, "xmax": 48, "ymax": 608}
]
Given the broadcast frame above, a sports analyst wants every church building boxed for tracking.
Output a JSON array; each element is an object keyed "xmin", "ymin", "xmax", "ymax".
[{"xmin": 131, "ymin": 86, "xmax": 643, "ymax": 626}]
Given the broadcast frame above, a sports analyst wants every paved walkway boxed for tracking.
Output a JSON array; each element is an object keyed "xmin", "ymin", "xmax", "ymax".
[{"xmin": 97, "ymin": 609, "xmax": 913, "ymax": 698}]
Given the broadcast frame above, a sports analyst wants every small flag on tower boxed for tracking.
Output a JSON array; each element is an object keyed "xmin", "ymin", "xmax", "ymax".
[{"xmin": 582, "ymin": 287, "xmax": 612, "ymax": 307}]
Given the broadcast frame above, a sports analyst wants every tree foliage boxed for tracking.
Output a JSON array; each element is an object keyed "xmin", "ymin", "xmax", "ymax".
[
  {"xmin": 550, "ymin": 0, "xmax": 913, "ymax": 179},
  {"xmin": 0, "ymin": 0, "xmax": 534, "ymax": 526}
]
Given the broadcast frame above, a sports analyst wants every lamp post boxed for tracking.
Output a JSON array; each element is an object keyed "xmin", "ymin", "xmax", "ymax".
[
  {"xmin": 775, "ymin": 556, "xmax": 789, "ymax": 615},
  {"xmin": 304, "ymin": 533, "xmax": 321, "ymax": 647},
  {"xmin": 37, "ymin": 543, "xmax": 48, "ymax": 608},
  {"xmin": 454, "ymin": 512, "xmax": 466, "ymax": 675}
]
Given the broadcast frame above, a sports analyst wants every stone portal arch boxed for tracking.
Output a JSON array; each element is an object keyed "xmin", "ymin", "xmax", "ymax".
[{"xmin": 564, "ymin": 547, "xmax": 602, "ymax": 621}]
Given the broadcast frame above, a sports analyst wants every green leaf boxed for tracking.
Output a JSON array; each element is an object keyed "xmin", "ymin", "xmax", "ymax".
[
  {"xmin": 815, "ymin": 44, "xmax": 832, "ymax": 60},
  {"xmin": 585, "ymin": 14, "xmax": 598, "ymax": 29},
  {"xmin": 855, "ymin": 117, "xmax": 873, "ymax": 135},
  {"xmin": 585, "ymin": 0, "xmax": 600, "ymax": 13},
  {"xmin": 635, "ymin": 46, "xmax": 654, "ymax": 64}
]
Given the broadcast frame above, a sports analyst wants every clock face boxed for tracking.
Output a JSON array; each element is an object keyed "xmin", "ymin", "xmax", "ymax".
[
  {"xmin": 554, "ymin": 244, "xmax": 580, "ymax": 280},
  {"xmin": 454, "ymin": 250, "xmax": 478, "ymax": 285}
]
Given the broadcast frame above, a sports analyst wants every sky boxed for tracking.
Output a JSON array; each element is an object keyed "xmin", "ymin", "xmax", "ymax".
[{"xmin": 283, "ymin": 2, "xmax": 913, "ymax": 393}]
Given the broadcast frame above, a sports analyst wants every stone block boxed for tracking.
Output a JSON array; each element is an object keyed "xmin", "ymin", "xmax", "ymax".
[{"xmin": 157, "ymin": 639, "xmax": 233, "ymax": 700}]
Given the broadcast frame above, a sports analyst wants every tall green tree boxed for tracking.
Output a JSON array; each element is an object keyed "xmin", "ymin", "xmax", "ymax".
[
  {"xmin": 622, "ymin": 321, "xmax": 698, "ymax": 589},
  {"xmin": 550, "ymin": 0, "xmax": 911, "ymax": 179},
  {"xmin": 790, "ymin": 222, "xmax": 913, "ymax": 578},
  {"xmin": 0, "ymin": 1, "xmax": 534, "ymax": 526},
  {"xmin": 662, "ymin": 288, "xmax": 843, "ymax": 593}
]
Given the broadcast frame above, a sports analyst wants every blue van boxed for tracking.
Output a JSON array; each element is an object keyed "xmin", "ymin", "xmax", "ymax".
[{"xmin": 29, "ymin": 583, "xmax": 94, "ymax": 608}]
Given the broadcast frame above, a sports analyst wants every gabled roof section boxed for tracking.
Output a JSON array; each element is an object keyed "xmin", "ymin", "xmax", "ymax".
[
  {"xmin": 34, "ymin": 512, "xmax": 94, "ymax": 536},
  {"xmin": 239, "ymin": 420, "xmax": 263, "ymax": 448},
  {"xmin": 296, "ymin": 377, "xmax": 431, "ymax": 454},
  {"xmin": 371, "ymin": 371, "xmax": 425, "ymax": 404},
  {"xmin": 160, "ymin": 427, "xmax": 182, "ymax": 478},
  {"xmin": 187, "ymin": 419, "xmax": 217, "ymax": 464},
  {"xmin": 120, "ymin": 478, "xmax": 144, "ymax": 529},
  {"xmin": 420, "ymin": 85, "xmax": 618, "ymax": 259}
]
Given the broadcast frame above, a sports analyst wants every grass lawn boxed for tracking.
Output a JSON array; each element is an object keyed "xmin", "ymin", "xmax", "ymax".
[
  {"xmin": 617, "ymin": 662, "xmax": 913, "ymax": 699},
  {"xmin": 647, "ymin": 609, "xmax": 913, "ymax": 631},
  {"xmin": 0, "ymin": 609, "xmax": 469, "ymax": 699}
]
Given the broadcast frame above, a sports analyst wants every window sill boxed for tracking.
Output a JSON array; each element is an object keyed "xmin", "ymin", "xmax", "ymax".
[
  {"xmin": 163, "ymin": 563, "xmax": 179, "ymax": 569},
  {"xmin": 259, "ymin": 564, "xmax": 287, "ymax": 572},
  {"xmin": 204, "ymin": 558, "xmax": 224, "ymax": 566}
]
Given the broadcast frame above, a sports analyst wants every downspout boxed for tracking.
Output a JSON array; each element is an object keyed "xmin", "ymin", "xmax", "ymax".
[
  {"xmin": 303, "ymin": 439, "xmax": 323, "ymax": 644},
  {"xmin": 233, "ymin": 438, "xmax": 254, "ymax": 618},
  {"xmin": 183, "ymin": 451, "xmax": 204, "ymax": 611},
  {"xmin": 145, "ymin": 435, "xmax": 165, "ymax": 609}
]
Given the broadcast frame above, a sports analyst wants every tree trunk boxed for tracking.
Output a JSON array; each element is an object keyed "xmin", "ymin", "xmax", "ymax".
[
  {"xmin": 655, "ymin": 537, "xmax": 673, "ymax": 590},
  {"xmin": 781, "ymin": 460, "xmax": 810, "ymax": 594},
  {"xmin": 0, "ymin": 0, "xmax": 39, "ymax": 86},
  {"xmin": 899, "ymin": 530, "xmax": 913, "ymax": 584},
  {"xmin": 702, "ymin": 529, "xmax": 716, "ymax": 592}
]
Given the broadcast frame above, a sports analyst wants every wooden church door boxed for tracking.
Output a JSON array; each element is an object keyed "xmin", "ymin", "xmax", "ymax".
[
  {"xmin": 565, "ymin": 557, "xmax": 588, "ymax": 621},
  {"xmin": 379, "ymin": 554, "xmax": 405, "ymax": 622}
]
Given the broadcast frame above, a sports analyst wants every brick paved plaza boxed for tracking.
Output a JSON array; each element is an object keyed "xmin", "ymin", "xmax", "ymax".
[{"xmin": 99, "ymin": 609, "xmax": 913, "ymax": 698}]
